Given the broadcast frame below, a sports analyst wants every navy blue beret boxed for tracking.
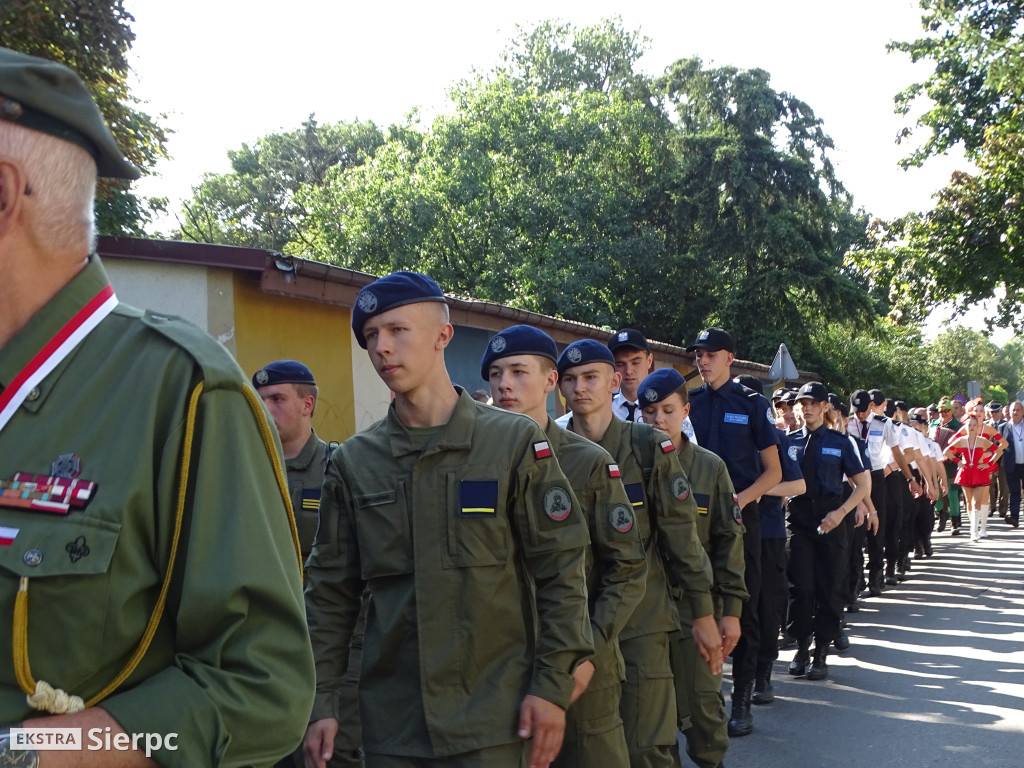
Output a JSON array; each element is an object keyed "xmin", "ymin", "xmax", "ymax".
[
  {"xmin": 351, "ymin": 271, "xmax": 447, "ymax": 349},
  {"xmin": 638, "ymin": 368, "xmax": 687, "ymax": 406},
  {"xmin": 252, "ymin": 359, "xmax": 316, "ymax": 389},
  {"xmin": 557, "ymin": 339, "xmax": 615, "ymax": 375},
  {"xmin": 480, "ymin": 325, "xmax": 557, "ymax": 381}
]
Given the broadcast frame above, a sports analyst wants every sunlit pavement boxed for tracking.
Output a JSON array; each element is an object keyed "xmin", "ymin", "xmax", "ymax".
[{"xmin": 709, "ymin": 519, "xmax": 1024, "ymax": 768}]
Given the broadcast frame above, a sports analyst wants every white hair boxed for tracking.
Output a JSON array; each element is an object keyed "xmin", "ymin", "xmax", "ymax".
[{"xmin": 0, "ymin": 120, "xmax": 96, "ymax": 252}]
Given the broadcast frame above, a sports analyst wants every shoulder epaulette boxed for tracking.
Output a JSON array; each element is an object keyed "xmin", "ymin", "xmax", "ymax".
[{"xmin": 140, "ymin": 310, "xmax": 246, "ymax": 391}]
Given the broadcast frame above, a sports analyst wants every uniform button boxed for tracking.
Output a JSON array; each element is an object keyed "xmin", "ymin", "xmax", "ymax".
[
  {"xmin": 23, "ymin": 549, "xmax": 43, "ymax": 567},
  {"xmin": 26, "ymin": 387, "xmax": 40, "ymax": 401}
]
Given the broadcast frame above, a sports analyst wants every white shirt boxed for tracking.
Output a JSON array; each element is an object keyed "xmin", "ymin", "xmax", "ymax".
[
  {"xmin": 848, "ymin": 413, "xmax": 898, "ymax": 470},
  {"xmin": 1012, "ymin": 419, "xmax": 1024, "ymax": 464}
]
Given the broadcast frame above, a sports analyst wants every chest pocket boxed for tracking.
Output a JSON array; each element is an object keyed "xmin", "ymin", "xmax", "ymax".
[
  {"xmin": 442, "ymin": 471, "xmax": 508, "ymax": 569},
  {"xmin": 354, "ymin": 481, "xmax": 413, "ymax": 579},
  {"xmin": 0, "ymin": 514, "xmax": 120, "ymax": 691}
]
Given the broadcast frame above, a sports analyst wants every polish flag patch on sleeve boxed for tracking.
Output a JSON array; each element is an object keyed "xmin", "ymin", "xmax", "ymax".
[
  {"xmin": 533, "ymin": 441, "xmax": 552, "ymax": 459},
  {"xmin": 0, "ymin": 526, "xmax": 18, "ymax": 546},
  {"xmin": 608, "ymin": 464, "xmax": 621, "ymax": 478},
  {"xmin": 660, "ymin": 439, "xmax": 675, "ymax": 453}
]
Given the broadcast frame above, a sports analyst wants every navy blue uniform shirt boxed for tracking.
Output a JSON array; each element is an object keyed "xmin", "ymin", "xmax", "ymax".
[
  {"xmin": 760, "ymin": 428, "xmax": 804, "ymax": 539},
  {"xmin": 790, "ymin": 425, "xmax": 866, "ymax": 499},
  {"xmin": 689, "ymin": 379, "xmax": 778, "ymax": 493}
]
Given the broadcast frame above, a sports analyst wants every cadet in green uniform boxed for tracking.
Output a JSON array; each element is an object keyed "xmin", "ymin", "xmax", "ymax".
[
  {"xmin": 638, "ymin": 369, "xmax": 747, "ymax": 768},
  {"xmin": 303, "ymin": 274, "xmax": 594, "ymax": 768},
  {"xmin": 253, "ymin": 360, "xmax": 331, "ymax": 560},
  {"xmin": 557, "ymin": 340, "xmax": 717, "ymax": 768},
  {"xmin": 482, "ymin": 325, "xmax": 647, "ymax": 768},
  {"xmin": 0, "ymin": 48, "xmax": 314, "ymax": 767},
  {"xmin": 253, "ymin": 360, "xmax": 362, "ymax": 768}
]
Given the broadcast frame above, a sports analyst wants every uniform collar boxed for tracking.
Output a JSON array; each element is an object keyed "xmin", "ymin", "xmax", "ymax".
[
  {"xmin": 676, "ymin": 434, "xmax": 695, "ymax": 472},
  {"xmin": 0, "ymin": 255, "xmax": 112, "ymax": 405},
  {"xmin": 287, "ymin": 429, "xmax": 323, "ymax": 471},
  {"xmin": 386, "ymin": 386, "xmax": 476, "ymax": 458}
]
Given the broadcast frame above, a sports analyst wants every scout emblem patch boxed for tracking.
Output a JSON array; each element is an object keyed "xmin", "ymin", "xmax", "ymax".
[
  {"xmin": 460, "ymin": 480, "xmax": 498, "ymax": 517},
  {"xmin": 608, "ymin": 463, "xmax": 621, "ymax": 478},
  {"xmin": 610, "ymin": 503, "xmax": 634, "ymax": 532},
  {"xmin": 671, "ymin": 474, "xmax": 690, "ymax": 501},
  {"xmin": 1, "ymin": 472, "xmax": 96, "ymax": 514},
  {"xmin": 0, "ymin": 526, "xmax": 17, "ymax": 546},
  {"xmin": 660, "ymin": 439, "xmax": 675, "ymax": 453},
  {"xmin": 543, "ymin": 486, "xmax": 573, "ymax": 521},
  {"xmin": 534, "ymin": 441, "xmax": 552, "ymax": 459},
  {"xmin": 66, "ymin": 535, "xmax": 90, "ymax": 563},
  {"xmin": 732, "ymin": 493, "xmax": 743, "ymax": 525}
]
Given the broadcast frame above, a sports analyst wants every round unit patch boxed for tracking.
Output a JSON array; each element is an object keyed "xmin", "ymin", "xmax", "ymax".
[
  {"xmin": 788, "ymin": 445, "xmax": 799, "ymax": 461},
  {"xmin": 490, "ymin": 335, "xmax": 507, "ymax": 353},
  {"xmin": 609, "ymin": 503, "xmax": 634, "ymax": 533},
  {"xmin": 671, "ymin": 474, "xmax": 690, "ymax": 501},
  {"xmin": 543, "ymin": 486, "xmax": 573, "ymax": 521},
  {"xmin": 357, "ymin": 290, "xmax": 378, "ymax": 312},
  {"xmin": 644, "ymin": 388, "xmax": 658, "ymax": 403},
  {"xmin": 732, "ymin": 493, "xmax": 744, "ymax": 525},
  {"xmin": 566, "ymin": 346, "xmax": 583, "ymax": 364},
  {"xmin": 254, "ymin": 369, "xmax": 269, "ymax": 386},
  {"xmin": 767, "ymin": 407, "xmax": 774, "ymax": 423}
]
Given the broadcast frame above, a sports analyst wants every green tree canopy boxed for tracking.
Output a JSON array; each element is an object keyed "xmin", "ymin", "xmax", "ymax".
[
  {"xmin": 0, "ymin": 0, "xmax": 170, "ymax": 235},
  {"xmin": 177, "ymin": 115, "xmax": 384, "ymax": 250}
]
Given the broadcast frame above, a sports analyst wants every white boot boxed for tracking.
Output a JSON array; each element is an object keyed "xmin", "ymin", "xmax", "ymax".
[
  {"xmin": 970, "ymin": 506, "xmax": 981, "ymax": 541},
  {"xmin": 980, "ymin": 505, "xmax": 990, "ymax": 538}
]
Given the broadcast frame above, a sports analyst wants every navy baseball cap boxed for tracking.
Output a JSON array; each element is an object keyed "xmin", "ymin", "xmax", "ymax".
[
  {"xmin": 851, "ymin": 389, "xmax": 872, "ymax": 412},
  {"xmin": 557, "ymin": 339, "xmax": 615, "ymax": 375},
  {"xmin": 827, "ymin": 392, "xmax": 845, "ymax": 412},
  {"xmin": 868, "ymin": 389, "xmax": 886, "ymax": 406},
  {"xmin": 638, "ymin": 368, "xmax": 687, "ymax": 406},
  {"xmin": 687, "ymin": 327, "xmax": 734, "ymax": 354},
  {"xmin": 608, "ymin": 328, "xmax": 649, "ymax": 353},
  {"xmin": 351, "ymin": 271, "xmax": 447, "ymax": 349},
  {"xmin": 734, "ymin": 374, "xmax": 765, "ymax": 396},
  {"xmin": 796, "ymin": 382, "xmax": 829, "ymax": 403},
  {"xmin": 779, "ymin": 389, "xmax": 799, "ymax": 405},
  {"xmin": 480, "ymin": 325, "xmax": 557, "ymax": 380},
  {"xmin": 894, "ymin": 400, "xmax": 909, "ymax": 413},
  {"xmin": 252, "ymin": 360, "xmax": 316, "ymax": 389},
  {"xmin": 771, "ymin": 387, "xmax": 789, "ymax": 402}
]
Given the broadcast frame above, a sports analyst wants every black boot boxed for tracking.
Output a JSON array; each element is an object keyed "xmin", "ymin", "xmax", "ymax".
[
  {"xmin": 789, "ymin": 639, "xmax": 810, "ymax": 676},
  {"xmin": 752, "ymin": 665, "xmax": 774, "ymax": 705},
  {"xmin": 807, "ymin": 642, "xmax": 829, "ymax": 680},
  {"xmin": 727, "ymin": 681, "xmax": 754, "ymax": 737},
  {"xmin": 868, "ymin": 572, "xmax": 883, "ymax": 597}
]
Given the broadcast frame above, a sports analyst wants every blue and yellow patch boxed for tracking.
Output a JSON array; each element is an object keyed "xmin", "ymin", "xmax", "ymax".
[
  {"xmin": 694, "ymin": 492, "xmax": 710, "ymax": 516},
  {"xmin": 624, "ymin": 482, "xmax": 645, "ymax": 508},
  {"xmin": 460, "ymin": 480, "xmax": 498, "ymax": 517},
  {"xmin": 301, "ymin": 488, "xmax": 321, "ymax": 511}
]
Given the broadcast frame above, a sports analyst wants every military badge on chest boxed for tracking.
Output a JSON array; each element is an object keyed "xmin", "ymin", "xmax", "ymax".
[{"xmin": 0, "ymin": 454, "xmax": 97, "ymax": 514}]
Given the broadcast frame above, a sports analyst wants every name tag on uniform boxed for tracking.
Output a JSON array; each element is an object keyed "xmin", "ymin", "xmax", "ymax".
[
  {"xmin": 357, "ymin": 490, "xmax": 396, "ymax": 507},
  {"xmin": 868, "ymin": 429, "xmax": 883, "ymax": 438},
  {"xmin": 822, "ymin": 447, "xmax": 842, "ymax": 457},
  {"xmin": 724, "ymin": 413, "xmax": 749, "ymax": 425},
  {"xmin": 459, "ymin": 480, "xmax": 498, "ymax": 517}
]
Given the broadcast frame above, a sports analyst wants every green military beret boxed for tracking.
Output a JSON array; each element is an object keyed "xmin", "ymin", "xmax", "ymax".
[{"xmin": 0, "ymin": 46, "xmax": 140, "ymax": 179}]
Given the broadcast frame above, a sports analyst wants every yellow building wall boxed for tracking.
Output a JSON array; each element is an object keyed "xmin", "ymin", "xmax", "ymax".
[{"xmin": 232, "ymin": 274, "xmax": 356, "ymax": 443}]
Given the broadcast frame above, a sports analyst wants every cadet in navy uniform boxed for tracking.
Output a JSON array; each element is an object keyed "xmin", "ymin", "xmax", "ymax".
[
  {"xmin": 787, "ymin": 383, "xmax": 870, "ymax": 681},
  {"xmin": 686, "ymin": 329, "xmax": 781, "ymax": 737}
]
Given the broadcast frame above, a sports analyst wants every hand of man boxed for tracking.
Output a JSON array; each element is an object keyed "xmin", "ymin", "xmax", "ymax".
[
  {"xmin": 303, "ymin": 718, "xmax": 338, "ymax": 768},
  {"xmin": 691, "ymin": 614, "xmax": 723, "ymax": 675},
  {"xmin": 518, "ymin": 695, "xmax": 566, "ymax": 768},
  {"xmin": 718, "ymin": 615, "xmax": 741, "ymax": 658},
  {"xmin": 854, "ymin": 502, "xmax": 867, "ymax": 528},
  {"xmin": 570, "ymin": 660, "xmax": 595, "ymax": 704},
  {"xmin": 866, "ymin": 511, "xmax": 880, "ymax": 535}
]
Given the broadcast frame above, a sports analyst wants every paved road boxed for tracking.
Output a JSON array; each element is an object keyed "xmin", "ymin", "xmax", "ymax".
[{"xmin": 705, "ymin": 520, "xmax": 1024, "ymax": 768}]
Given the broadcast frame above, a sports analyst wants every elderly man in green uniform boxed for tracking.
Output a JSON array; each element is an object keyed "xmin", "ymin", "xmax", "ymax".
[
  {"xmin": 253, "ymin": 360, "xmax": 362, "ymax": 768},
  {"xmin": 557, "ymin": 340, "xmax": 717, "ymax": 768},
  {"xmin": 639, "ymin": 369, "xmax": 747, "ymax": 768},
  {"xmin": 482, "ymin": 325, "xmax": 647, "ymax": 768},
  {"xmin": 303, "ymin": 273, "xmax": 594, "ymax": 768},
  {"xmin": 0, "ymin": 48, "xmax": 314, "ymax": 767}
]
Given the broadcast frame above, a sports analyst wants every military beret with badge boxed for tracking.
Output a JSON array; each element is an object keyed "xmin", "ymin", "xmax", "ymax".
[
  {"xmin": 556, "ymin": 338, "xmax": 615, "ymax": 375},
  {"xmin": 637, "ymin": 368, "xmax": 686, "ymax": 407},
  {"xmin": 480, "ymin": 325, "xmax": 557, "ymax": 381},
  {"xmin": 350, "ymin": 271, "xmax": 447, "ymax": 349},
  {"xmin": 252, "ymin": 359, "xmax": 316, "ymax": 389}
]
